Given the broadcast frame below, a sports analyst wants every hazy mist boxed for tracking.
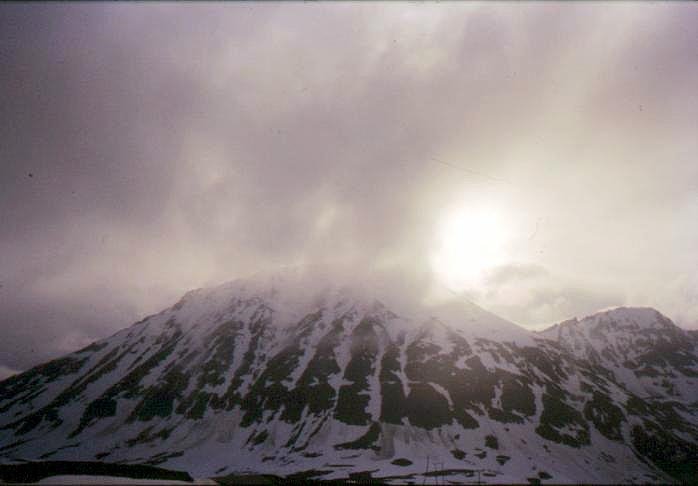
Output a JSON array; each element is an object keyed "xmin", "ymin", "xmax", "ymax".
[{"xmin": 1, "ymin": 2, "xmax": 697, "ymax": 375}]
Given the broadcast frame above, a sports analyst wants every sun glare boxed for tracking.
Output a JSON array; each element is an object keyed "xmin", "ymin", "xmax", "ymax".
[{"xmin": 431, "ymin": 205, "xmax": 512, "ymax": 291}]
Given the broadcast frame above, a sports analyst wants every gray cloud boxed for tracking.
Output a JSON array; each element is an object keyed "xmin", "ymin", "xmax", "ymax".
[
  {"xmin": 459, "ymin": 263, "xmax": 625, "ymax": 328},
  {"xmin": 1, "ymin": 3, "xmax": 697, "ymax": 372}
]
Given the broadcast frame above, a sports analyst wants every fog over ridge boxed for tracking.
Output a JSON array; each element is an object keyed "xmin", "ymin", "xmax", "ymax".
[{"xmin": 1, "ymin": 2, "xmax": 697, "ymax": 373}]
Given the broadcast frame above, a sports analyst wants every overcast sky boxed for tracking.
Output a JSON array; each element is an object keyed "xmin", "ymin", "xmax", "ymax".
[{"xmin": 1, "ymin": 2, "xmax": 697, "ymax": 376}]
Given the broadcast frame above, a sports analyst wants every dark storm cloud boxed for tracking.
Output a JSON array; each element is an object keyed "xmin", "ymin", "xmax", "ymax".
[{"xmin": 1, "ymin": 3, "xmax": 697, "ymax": 373}]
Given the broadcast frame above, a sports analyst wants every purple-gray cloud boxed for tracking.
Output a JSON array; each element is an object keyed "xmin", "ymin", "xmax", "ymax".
[{"xmin": 1, "ymin": 3, "xmax": 697, "ymax": 372}]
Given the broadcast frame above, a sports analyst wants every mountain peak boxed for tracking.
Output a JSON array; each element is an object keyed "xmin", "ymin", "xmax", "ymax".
[
  {"xmin": 580, "ymin": 306, "xmax": 675, "ymax": 330},
  {"xmin": 538, "ymin": 305, "xmax": 698, "ymax": 396},
  {"xmin": 540, "ymin": 306, "xmax": 676, "ymax": 337},
  {"xmin": 162, "ymin": 266, "xmax": 533, "ymax": 344}
]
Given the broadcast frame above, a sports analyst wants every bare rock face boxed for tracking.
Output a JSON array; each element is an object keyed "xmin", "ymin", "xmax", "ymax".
[{"xmin": 1, "ymin": 272, "xmax": 697, "ymax": 483}]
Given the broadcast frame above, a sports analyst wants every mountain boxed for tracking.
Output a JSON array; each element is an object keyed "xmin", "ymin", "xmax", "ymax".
[
  {"xmin": 1, "ymin": 270, "xmax": 697, "ymax": 483},
  {"xmin": 540, "ymin": 307, "xmax": 698, "ymax": 402}
]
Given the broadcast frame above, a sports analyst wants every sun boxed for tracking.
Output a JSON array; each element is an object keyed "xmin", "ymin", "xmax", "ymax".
[{"xmin": 431, "ymin": 204, "xmax": 512, "ymax": 291}]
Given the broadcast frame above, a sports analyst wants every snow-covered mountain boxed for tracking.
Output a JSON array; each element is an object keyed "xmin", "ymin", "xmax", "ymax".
[
  {"xmin": 540, "ymin": 307, "xmax": 698, "ymax": 402},
  {"xmin": 1, "ymin": 270, "xmax": 697, "ymax": 483}
]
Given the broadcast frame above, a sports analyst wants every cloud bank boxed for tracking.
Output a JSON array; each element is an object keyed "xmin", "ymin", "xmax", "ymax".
[{"xmin": 1, "ymin": 3, "xmax": 697, "ymax": 372}]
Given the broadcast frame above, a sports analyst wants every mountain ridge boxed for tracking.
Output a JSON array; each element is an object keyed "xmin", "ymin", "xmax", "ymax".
[{"xmin": 1, "ymin": 274, "xmax": 696, "ymax": 483}]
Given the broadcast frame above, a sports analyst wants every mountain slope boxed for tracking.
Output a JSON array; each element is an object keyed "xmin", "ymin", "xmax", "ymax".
[
  {"xmin": 1, "ymin": 274, "xmax": 696, "ymax": 483},
  {"xmin": 540, "ymin": 307, "xmax": 698, "ymax": 401},
  {"xmin": 540, "ymin": 307, "xmax": 698, "ymax": 482}
]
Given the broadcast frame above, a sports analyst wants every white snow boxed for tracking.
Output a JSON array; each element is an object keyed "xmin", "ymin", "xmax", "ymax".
[{"xmin": 36, "ymin": 475, "xmax": 216, "ymax": 484}]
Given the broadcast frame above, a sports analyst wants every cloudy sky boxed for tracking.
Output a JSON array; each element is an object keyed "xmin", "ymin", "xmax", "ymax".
[{"xmin": 1, "ymin": 2, "xmax": 697, "ymax": 376}]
